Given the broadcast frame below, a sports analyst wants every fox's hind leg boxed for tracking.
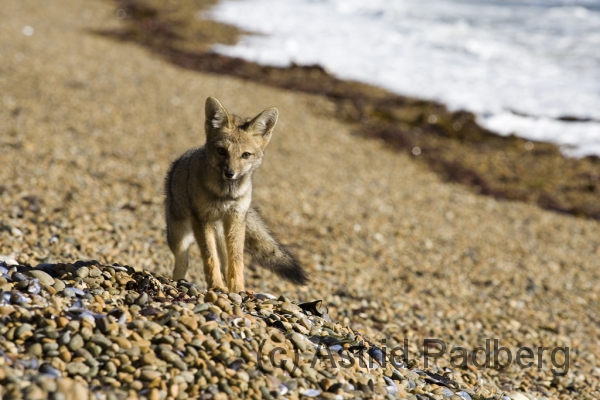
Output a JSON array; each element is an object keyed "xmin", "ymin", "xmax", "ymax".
[{"xmin": 167, "ymin": 218, "xmax": 194, "ymax": 281}]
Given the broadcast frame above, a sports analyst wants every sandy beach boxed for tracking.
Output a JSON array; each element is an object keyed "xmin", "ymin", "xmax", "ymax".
[{"xmin": 1, "ymin": 0, "xmax": 600, "ymax": 398}]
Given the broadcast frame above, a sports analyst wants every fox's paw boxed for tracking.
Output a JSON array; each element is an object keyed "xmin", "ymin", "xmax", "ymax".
[
  {"xmin": 228, "ymin": 283, "xmax": 245, "ymax": 294},
  {"xmin": 209, "ymin": 285, "xmax": 229, "ymax": 293}
]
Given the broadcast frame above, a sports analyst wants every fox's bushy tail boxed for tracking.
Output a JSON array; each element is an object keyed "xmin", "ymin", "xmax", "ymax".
[{"xmin": 244, "ymin": 207, "xmax": 308, "ymax": 285}]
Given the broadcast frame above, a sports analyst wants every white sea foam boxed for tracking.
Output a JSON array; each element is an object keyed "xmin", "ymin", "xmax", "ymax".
[{"xmin": 206, "ymin": 0, "xmax": 600, "ymax": 157}]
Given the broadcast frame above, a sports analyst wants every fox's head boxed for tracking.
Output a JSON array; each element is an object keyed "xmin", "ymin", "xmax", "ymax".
[{"xmin": 204, "ymin": 97, "xmax": 278, "ymax": 181}]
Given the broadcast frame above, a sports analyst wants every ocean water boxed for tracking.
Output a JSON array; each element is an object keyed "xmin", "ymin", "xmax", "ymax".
[{"xmin": 206, "ymin": 0, "xmax": 600, "ymax": 157}]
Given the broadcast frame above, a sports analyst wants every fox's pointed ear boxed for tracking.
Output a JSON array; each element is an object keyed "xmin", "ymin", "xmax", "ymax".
[
  {"xmin": 205, "ymin": 97, "xmax": 231, "ymax": 132},
  {"xmin": 249, "ymin": 107, "xmax": 278, "ymax": 148}
]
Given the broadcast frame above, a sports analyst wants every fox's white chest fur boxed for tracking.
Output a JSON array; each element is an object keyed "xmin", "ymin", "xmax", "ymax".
[
  {"xmin": 197, "ymin": 192, "xmax": 252, "ymax": 221},
  {"xmin": 198, "ymin": 174, "xmax": 252, "ymax": 221}
]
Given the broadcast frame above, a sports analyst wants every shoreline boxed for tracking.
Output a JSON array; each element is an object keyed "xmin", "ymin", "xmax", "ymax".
[{"xmin": 97, "ymin": 0, "xmax": 600, "ymax": 221}]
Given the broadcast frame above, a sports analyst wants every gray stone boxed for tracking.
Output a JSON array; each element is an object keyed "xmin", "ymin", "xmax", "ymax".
[
  {"xmin": 27, "ymin": 270, "xmax": 55, "ymax": 286},
  {"xmin": 75, "ymin": 267, "xmax": 89, "ymax": 279},
  {"xmin": 67, "ymin": 334, "xmax": 84, "ymax": 352},
  {"xmin": 65, "ymin": 362, "xmax": 90, "ymax": 376},
  {"xmin": 15, "ymin": 323, "xmax": 34, "ymax": 340},
  {"xmin": 53, "ymin": 280, "xmax": 66, "ymax": 292},
  {"xmin": 135, "ymin": 292, "xmax": 149, "ymax": 305}
]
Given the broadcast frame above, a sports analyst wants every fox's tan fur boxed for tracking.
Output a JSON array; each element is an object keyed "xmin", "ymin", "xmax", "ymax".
[{"xmin": 164, "ymin": 97, "xmax": 307, "ymax": 292}]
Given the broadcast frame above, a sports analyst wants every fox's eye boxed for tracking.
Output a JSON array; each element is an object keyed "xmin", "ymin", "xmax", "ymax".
[
  {"xmin": 242, "ymin": 152, "xmax": 251, "ymax": 159},
  {"xmin": 217, "ymin": 148, "xmax": 226, "ymax": 156}
]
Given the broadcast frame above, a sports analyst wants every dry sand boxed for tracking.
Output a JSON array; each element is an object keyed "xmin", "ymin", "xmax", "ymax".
[{"xmin": 1, "ymin": 0, "xmax": 600, "ymax": 398}]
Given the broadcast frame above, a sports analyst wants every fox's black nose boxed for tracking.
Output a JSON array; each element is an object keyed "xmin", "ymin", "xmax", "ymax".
[{"xmin": 224, "ymin": 169, "xmax": 235, "ymax": 179}]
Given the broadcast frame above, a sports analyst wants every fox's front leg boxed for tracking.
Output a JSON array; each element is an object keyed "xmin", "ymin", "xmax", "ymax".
[
  {"xmin": 224, "ymin": 213, "xmax": 246, "ymax": 293},
  {"xmin": 191, "ymin": 218, "xmax": 227, "ymax": 291}
]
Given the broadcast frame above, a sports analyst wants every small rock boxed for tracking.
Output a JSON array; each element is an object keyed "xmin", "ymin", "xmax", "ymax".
[
  {"xmin": 39, "ymin": 363, "xmax": 62, "ymax": 378},
  {"xmin": 23, "ymin": 383, "xmax": 46, "ymax": 400},
  {"xmin": 279, "ymin": 302, "xmax": 301, "ymax": 314},
  {"xmin": 53, "ymin": 280, "xmax": 66, "ymax": 292},
  {"xmin": 140, "ymin": 370, "xmax": 162, "ymax": 381},
  {"xmin": 90, "ymin": 333, "xmax": 113, "ymax": 349},
  {"xmin": 16, "ymin": 323, "xmax": 34, "ymax": 340},
  {"xmin": 27, "ymin": 342, "xmax": 43, "ymax": 356},
  {"xmin": 288, "ymin": 332, "xmax": 309, "ymax": 351},
  {"xmin": 28, "ymin": 270, "xmax": 55, "ymax": 286},
  {"xmin": 56, "ymin": 378, "xmax": 89, "ymax": 399},
  {"xmin": 159, "ymin": 349, "xmax": 181, "ymax": 363},
  {"xmin": 216, "ymin": 297, "xmax": 232, "ymax": 311},
  {"xmin": 66, "ymin": 362, "xmax": 90, "ymax": 376},
  {"xmin": 75, "ymin": 267, "xmax": 90, "ymax": 279},
  {"xmin": 111, "ymin": 336, "xmax": 132, "ymax": 350},
  {"xmin": 97, "ymin": 317, "xmax": 110, "ymax": 333},
  {"xmin": 179, "ymin": 315, "xmax": 198, "ymax": 331},
  {"xmin": 193, "ymin": 303, "xmax": 209, "ymax": 313},
  {"xmin": 228, "ymin": 293, "xmax": 242, "ymax": 304},
  {"xmin": 509, "ymin": 394, "xmax": 529, "ymax": 400},
  {"xmin": 301, "ymin": 389, "xmax": 322, "ymax": 397},
  {"xmin": 12, "ymin": 271, "xmax": 28, "ymax": 282},
  {"xmin": 135, "ymin": 292, "xmax": 149, "ymax": 305},
  {"xmin": 0, "ymin": 255, "xmax": 18, "ymax": 266},
  {"xmin": 130, "ymin": 380, "xmax": 143, "ymax": 391},
  {"xmin": 204, "ymin": 291, "xmax": 218, "ymax": 303},
  {"xmin": 0, "ymin": 305, "xmax": 15, "ymax": 315},
  {"xmin": 200, "ymin": 321, "xmax": 219, "ymax": 333},
  {"xmin": 67, "ymin": 334, "xmax": 84, "ymax": 352},
  {"xmin": 62, "ymin": 287, "xmax": 77, "ymax": 298}
]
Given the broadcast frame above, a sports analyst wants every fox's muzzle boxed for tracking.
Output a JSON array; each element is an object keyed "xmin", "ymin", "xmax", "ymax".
[{"xmin": 224, "ymin": 169, "xmax": 235, "ymax": 179}]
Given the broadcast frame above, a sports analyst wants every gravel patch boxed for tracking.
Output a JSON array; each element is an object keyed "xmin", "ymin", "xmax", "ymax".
[{"xmin": 0, "ymin": 260, "xmax": 507, "ymax": 399}]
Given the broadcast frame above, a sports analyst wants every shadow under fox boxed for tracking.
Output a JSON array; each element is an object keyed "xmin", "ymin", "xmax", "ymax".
[{"xmin": 164, "ymin": 97, "xmax": 307, "ymax": 292}]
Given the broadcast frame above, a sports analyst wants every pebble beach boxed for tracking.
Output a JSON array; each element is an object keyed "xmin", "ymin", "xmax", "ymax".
[{"xmin": 1, "ymin": 1, "xmax": 600, "ymax": 399}]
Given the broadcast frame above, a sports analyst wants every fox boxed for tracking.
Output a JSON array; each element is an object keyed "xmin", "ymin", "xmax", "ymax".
[{"xmin": 164, "ymin": 97, "xmax": 308, "ymax": 293}]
